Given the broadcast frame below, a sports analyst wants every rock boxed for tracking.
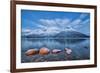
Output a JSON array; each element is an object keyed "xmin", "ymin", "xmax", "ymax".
[
  {"xmin": 25, "ymin": 49, "xmax": 39, "ymax": 56},
  {"xmin": 65, "ymin": 48, "xmax": 72, "ymax": 55},
  {"xmin": 52, "ymin": 49, "xmax": 62, "ymax": 54},
  {"xmin": 39, "ymin": 47, "xmax": 50, "ymax": 55}
]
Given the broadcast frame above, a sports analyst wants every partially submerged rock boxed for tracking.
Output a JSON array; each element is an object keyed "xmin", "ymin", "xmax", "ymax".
[
  {"xmin": 39, "ymin": 47, "xmax": 50, "ymax": 55},
  {"xmin": 52, "ymin": 49, "xmax": 61, "ymax": 54},
  {"xmin": 65, "ymin": 48, "xmax": 72, "ymax": 55},
  {"xmin": 25, "ymin": 49, "xmax": 39, "ymax": 56}
]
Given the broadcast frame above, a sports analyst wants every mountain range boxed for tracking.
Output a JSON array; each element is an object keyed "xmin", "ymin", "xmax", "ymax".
[{"xmin": 22, "ymin": 30, "xmax": 89, "ymax": 38}]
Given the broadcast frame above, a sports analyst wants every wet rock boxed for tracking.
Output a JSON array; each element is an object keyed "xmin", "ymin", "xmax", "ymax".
[
  {"xmin": 25, "ymin": 49, "xmax": 39, "ymax": 56},
  {"xmin": 52, "ymin": 49, "xmax": 62, "ymax": 54},
  {"xmin": 39, "ymin": 47, "xmax": 50, "ymax": 55},
  {"xmin": 65, "ymin": 48, "xmax": 72, "ymax": 55}
]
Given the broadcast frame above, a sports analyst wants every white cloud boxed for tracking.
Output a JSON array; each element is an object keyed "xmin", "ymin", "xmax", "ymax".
[
  {"xmin": 37, "ymin": 24, "xmax": 47, "ymax": 29},
  {"xmin": 22, "ymin": 28, "xmax": 44, "ymax": 35},
  {"xmin": 39, "ymin": 18, "xmax": 70, "ymax": 29},
  {"xmin": 39, "ymin": 19, "xmax": 57, "ymax": 27},
  {"xmin": 22, "ymin": 29, "xmax": 32, "ymax": 33},
  {"xmin": 69, "ymin": 13, "xmax": 89, "ymax": 27},
  {"xmin": 79, "ymin": 13, "xmax": 89, "ymax": 19},
  {"xmin": 55, "ymin": 18, "xmax": 70, "ymax": 27},
  {"xmin": 70, "ymin": 19, "xmax": 81, "ymax": 26}
]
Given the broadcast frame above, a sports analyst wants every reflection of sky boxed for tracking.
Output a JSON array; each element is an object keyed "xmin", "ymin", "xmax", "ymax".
[{"xmin": 21, "ymin": 10, "xmax": 90, "ymax": 35}]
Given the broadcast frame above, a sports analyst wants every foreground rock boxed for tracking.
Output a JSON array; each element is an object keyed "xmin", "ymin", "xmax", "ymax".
[
  {"xmin": 39, "ymin": 47, "xmax": 50, "ymax": 55},
  {"xmin": 52, "ymin": 49, "xmax": 62, "ymax": 54},
  {"xmin": 65, "ymin": 48, "xmax": 72, "ymax": 55},
  {"xmin": 25, "ymin": 49, "xmax": 39, "ymax": 56}
]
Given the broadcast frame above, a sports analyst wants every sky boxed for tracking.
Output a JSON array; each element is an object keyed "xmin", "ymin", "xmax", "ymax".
[{"xmin": 21, "ymin": 9, "xmax": 90, "ymax": 35}]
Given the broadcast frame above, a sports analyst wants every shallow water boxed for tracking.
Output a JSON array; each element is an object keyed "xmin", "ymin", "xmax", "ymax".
[{"xmin": 21, "ymin": 38, "xmax": 90, "ymax": 63}]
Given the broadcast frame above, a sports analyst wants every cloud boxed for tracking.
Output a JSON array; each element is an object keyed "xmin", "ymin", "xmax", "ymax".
[
  {"xmin": 39, "ymin": 18, "xmax": 70, "ymax": 29},
  {"xmin": 70, "ymin": 19, "xmax": 81, "ymax": 26},
  {"xmin": 38, "ymin": 18, "xmax": 77, "ymax": 34},
  {"xmin": 22, "ymin": 29, "xmax": 32, "ymax": 33},
  {"xmin": 79, "ymin": 13, "xmax": 89, "ymax": 19},
  {"xmin": 37, "ymin": 24, "xmax": 47, "ymax": 29},
  {"xmin": 22, "ymin": 28, "xmax": 44, "ymax": 35},
  {"xmin": 55, "ymin": 18, "xmax": 70, "ymax": 27},
  {"xmin": 38, "ymin": 14, "xmax": 89, "ymax": 28},
  {"xmin": 39, "ymin": 19, "xmax": 57, "ymax": 26}
]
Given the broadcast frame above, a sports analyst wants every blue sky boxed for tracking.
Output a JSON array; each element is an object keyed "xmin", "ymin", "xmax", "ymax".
[{"xmin": 21, "ymin": 9, "xmax": 90, "ymax": 35}]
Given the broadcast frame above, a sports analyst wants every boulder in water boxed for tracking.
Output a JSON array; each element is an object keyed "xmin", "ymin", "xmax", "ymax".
[
  {"xmin": 39, "ymin": 47, "xmax": 50, "ymax": 55},
  {"xmin": 25, "ymin": 49, "xmax": 39, "ymax": 56},
  {"xmin": 65, "ymin": 48, "xmax": 72, "ymax": 55},
  {"xmin": 52, "ymin": 49, "xmax": 61, "ymax": 54}
]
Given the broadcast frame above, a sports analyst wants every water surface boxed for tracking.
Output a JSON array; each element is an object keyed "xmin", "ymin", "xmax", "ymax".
[{"xmin": 21, "ymin": 38, "xmax": 90, "ymax": 63}]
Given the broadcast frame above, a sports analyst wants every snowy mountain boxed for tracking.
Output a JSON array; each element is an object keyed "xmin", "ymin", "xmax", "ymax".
[
  {"xmin": 54, "ymin": 30, "xmax": 89, "ymax": 38},
  {"xmin": 22, "ymin": 29, "xmax": 89, "ymax": 38}
]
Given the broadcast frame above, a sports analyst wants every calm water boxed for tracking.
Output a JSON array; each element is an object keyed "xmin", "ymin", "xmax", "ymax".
[{"xmin": 21, "ymin": 38, "xmax": 90, "ymax": 63}]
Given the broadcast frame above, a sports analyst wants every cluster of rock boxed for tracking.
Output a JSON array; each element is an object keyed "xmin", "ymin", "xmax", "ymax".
[{"xmin": 25, "ymin": 47, "xmax": 72, "ymax": 56}]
